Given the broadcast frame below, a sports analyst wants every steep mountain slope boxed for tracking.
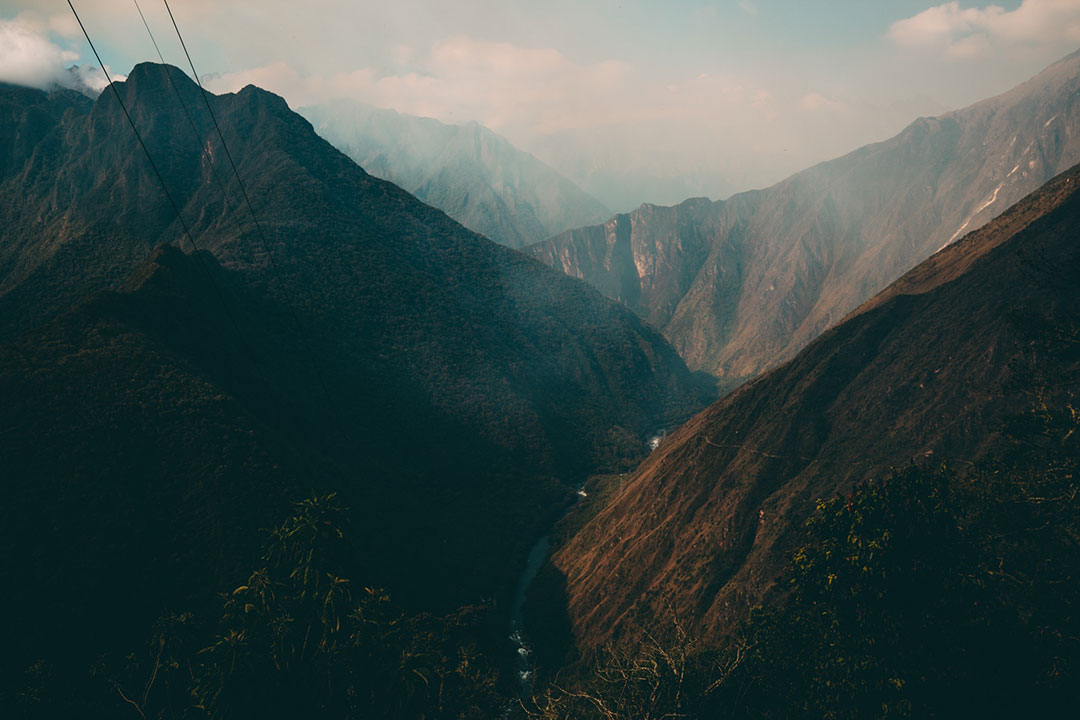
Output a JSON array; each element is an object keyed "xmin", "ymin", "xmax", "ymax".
[
  {"xmin": 530, "ymin": 50, "xmax": 1080, "ymax": 385},
  {"xmin": 0, "ymin": 82, "xmax": 92, "ymax": 180},
  {"xmin": 301, "ymin": 101, "xmax": 610, "ymax": 248},
  {"xmin": 550, "ymin": 163, "xmax": 1080, "ymax": 648},
  {"xmin": 1, "ymin": 246, "xmax": 321, "ymax": 661},
  {"xmin": 0, "ymin": 64, "xmax": 705, "ymax": 663}
]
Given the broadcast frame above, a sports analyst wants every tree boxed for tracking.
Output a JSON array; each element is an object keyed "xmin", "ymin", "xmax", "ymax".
[
  {"xmin": 527, "ymin": 615, "xmax": 701, "ymax": 720},
  {"xmin": 98, "ymin": 492, "xmax": 505, "ymax": 719}
]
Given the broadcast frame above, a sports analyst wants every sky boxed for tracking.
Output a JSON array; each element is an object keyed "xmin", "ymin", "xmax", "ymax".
[{"xmin": 2, "ymin": 1, "xmax": 1080, "ymax": 209}]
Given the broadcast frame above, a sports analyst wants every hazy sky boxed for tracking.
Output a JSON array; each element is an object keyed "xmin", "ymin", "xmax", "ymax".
[{"xmin": 2, "ymin": 1, "xmax": 1080, "ymax": 208}]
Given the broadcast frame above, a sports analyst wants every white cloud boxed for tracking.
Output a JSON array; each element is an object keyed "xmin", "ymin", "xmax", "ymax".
[
  {"xmin": 2, "ymin": 0, "xmax": 1066, "ymax": 209},
  {"xmin": 888, "ymin": 0, "xmax": 1080, "ymax": 58},
  {"xmin": 205, "ymin": 37, "xmax": 652, "ymax": 136},
  {"xmin": 798, "ymin": 92, "xmax": 846, "ymax": 113},
  {"xmin": 0, "ymin": 16, "xmax": 77, "ymax": 88},
  {"xmin": 204, "ymin": 62, "xmax": 377, "ymax": 109},
  {"xmin": 45, "ymin": 12, "xmax": 80, "ymax": 39},
  {"xmin": 0, "ymin": 14, "xmax": 117, "ymax": 93},
  {"xmin": 202, "ymin": 31, "xmax": 941, "ymax": 207}
]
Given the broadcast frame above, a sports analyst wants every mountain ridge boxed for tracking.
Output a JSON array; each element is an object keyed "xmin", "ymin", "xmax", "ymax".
[
  {"xmin": 549, "ymin": 160, "xmax": 1080, "ymax": 648},
  {"xmin": 529, "ymin": 49, "xmax": 1080, "ymax": 386}
]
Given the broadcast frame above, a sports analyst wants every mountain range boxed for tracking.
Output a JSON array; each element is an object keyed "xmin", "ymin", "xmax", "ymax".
[
  {"xmin": 3, "ymin": 38, "xmax": 1080, "ymax": 719},
  {"xmin": 301, "ymin": 100, "xmax": 611, "ymax": 248},
  {"xmin": 549, "ymin": 159, "xmax": 1080, "ymax": 648},
  {"xmin": 529, "ymin": 50, "xmax": 1080, "ymax": 387},
  {"xmin": 0, "ymin": 64, "xmax": 705, "ymax": 667}
]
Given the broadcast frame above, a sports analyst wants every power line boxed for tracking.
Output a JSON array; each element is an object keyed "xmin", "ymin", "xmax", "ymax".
[
  {"xmin": 70, "ymin": 0, "xmax": 349, "ymax": 449},
  {"xmin": 131, "ymin": 0, "xmax": 251, "ymax": 261},
  {"xmin": 160, "ymin": 0, "xmax": 293, "ymax": 307},
  {"xmin": 66, "ymin": 0, "xmax": 264, "ymax": 379},
  {"xmin": 158, "ymin": 0, "xmax": 350, "ymax": 444}
]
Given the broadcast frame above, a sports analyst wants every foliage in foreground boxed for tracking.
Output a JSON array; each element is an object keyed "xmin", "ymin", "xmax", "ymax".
[{"xmin": 5, "ymin": 494, "xmax": 504, "ymax": 720}]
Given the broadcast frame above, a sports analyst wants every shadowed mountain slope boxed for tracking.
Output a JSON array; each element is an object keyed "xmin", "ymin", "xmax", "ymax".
[
  {"xmin": 301, "ymin": 101, "xmax": 611, "ymax": 248},
  {"xmin": 0, "ymin": 64, "xmax": 705, "ymax": 664},
  {"xmin": 551, "ymin": 162, "xmax": 1080, "ymax": 648},
  {"xmin": 530, "ymin": 50, "xmax": 1080, "ymax": 386}
]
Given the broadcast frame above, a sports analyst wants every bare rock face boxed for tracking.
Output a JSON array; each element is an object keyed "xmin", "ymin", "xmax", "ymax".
[
  {"xmin": 529, "ymin": 50, "xmax": 1080, "ymax": 386},
  {"xmin": 552, "ymin": 162, "xmax": 1080, "ymax": 648}
]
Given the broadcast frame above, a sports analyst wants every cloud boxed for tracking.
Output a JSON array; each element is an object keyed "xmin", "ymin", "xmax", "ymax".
[
  {"xmin": 0, "ymin": 16, "xmax": 78, "ymax": 88},
  {"xmin": 202, "ymin": 31, "xmax": 936, "ymax": 207},
  {"xmin": 739, "ymin": 1, "xmax": 758, "ymax": 17},
  {"xmin": 0, "ymin": 14, "xmax": 115, "ymax": 93},
  {"xmin": 203, "ymin": 62, "xmax": 377, "ymax": 109},
  {"xmin": 888, "ymin": 0, "xmax": 1080, "ymax": 58},
  {"xmin": 204, "ymin": 37, "xmax": 646, "ymax": 136},
  {"xmin": 798, "ymin": 92, "xmax": 846, "ymax": 113}
]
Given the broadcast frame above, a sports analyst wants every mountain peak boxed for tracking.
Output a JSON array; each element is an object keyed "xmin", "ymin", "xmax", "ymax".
[
  {"xmin": 122, "ymin": 61, "xmax": 199, "ymax": 94},
  {"xmin": 233, "ymin": 81, "xmax": 292, "ymax": 113},
  {"xmin": 301, "ymin": 100, "xmax": 611, "ymax": 248}
]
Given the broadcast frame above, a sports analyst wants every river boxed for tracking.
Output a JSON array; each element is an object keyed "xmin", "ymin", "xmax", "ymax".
[
  {"xmin": 506, "ymin": 433, "xmax": 665, "ymax": 698},
  {"xmin": 507, "ymin": 533, "xmax": 552, "ymax": 695}
]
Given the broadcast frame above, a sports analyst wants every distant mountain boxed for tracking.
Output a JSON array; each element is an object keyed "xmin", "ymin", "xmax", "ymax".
[
  {"xmin": 550, "ymin": 161, "xmax": 1080, "ymax": 648},
  {"xmin": 529, "ymin": 50, "xmax": 1080, "ymax": 386},
  {"xmin": 300, "ymin": 101, "xmax": 610, "ymax": 248},
  {"xmin": 0, "ymin": 65, "xmax": 705, "ymax": 666},
  {"xmin": 528, "ymin": 95, "xmax": 949, "ymax": 213}
]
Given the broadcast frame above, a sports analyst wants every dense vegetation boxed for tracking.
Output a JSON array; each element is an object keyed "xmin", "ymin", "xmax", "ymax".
[
  {"xmin": 8, "ymin": 403, "xmax": 1074, "ymax": 720},
  {"xmin": 529, "ymin": 413, "xmax": 1079, "ymax": 717},
  {"xmin": 3, "ymin": 494, "xmax": 507, "ymax": 719},
  {"xmin": 547, "ymin": 157, "xmax": 1080, "ymax": 648}
]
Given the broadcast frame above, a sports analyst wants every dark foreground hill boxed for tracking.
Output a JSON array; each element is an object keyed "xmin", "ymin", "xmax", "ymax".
[
  {"xmin": 530, "ymin": 49, "xmax": 1080, "ymax": 387},
  {"xmin": 0, "ymin": 64, "xmax": 705, "ymax": 668},
  {"xmin": 550, "ymin": 162, "xmax": 1080, "ymax": 648}
]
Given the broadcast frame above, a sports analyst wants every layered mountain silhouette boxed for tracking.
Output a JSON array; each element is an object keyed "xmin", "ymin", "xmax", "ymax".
[
  {"xmin": 530, "ymin": 50, "xmax": 1080, "ymax": 386},
  {"xmin": 550, "ymin": 161, "xmax": 1080, "ymax": 648},
  {"xmin": 0, "ymin": 65, "xmax": 706, "ymax": 663},
  {"xmin": 301, "ymin": 100, "xmax": 610, "ymax": 248}
]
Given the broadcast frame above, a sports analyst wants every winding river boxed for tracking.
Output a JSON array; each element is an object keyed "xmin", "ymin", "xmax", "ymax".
[
  {"xmin": 507, "ymin": 533, "xmax": 553, "ymax": 694},
  {"xmin": 506, "ymin": 433, "xmax": 665, "ymax": 697}
]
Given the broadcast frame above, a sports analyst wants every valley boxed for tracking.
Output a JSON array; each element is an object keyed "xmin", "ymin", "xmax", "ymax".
[
  {"xmin": 1, "ymin": 5, "xmax": 1078, "ymax": 718},
  {"xmin": 0, "ymin": 63, "xmax": 707, "ymax": 685}
]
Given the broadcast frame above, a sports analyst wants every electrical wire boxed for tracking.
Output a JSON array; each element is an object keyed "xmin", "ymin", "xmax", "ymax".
[
  {"xmin": 131, "ymin": 0, "xmax": 244, "ymax": 234},
  {"xmin": 67, "ymin": 0, "xmax": 265, "ymax": 380},
  {"xmin": 161, "ymin": 0, "xmax": 296, "ymax": 307},
  {"xmin": 157, "ymin": 0, "xmax": 351, "ymax": 444}
]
